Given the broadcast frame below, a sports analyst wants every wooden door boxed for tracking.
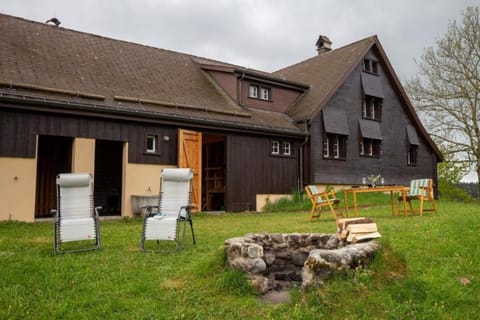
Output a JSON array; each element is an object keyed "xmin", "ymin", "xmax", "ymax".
[{"xmin": 178, "ymin": 129, "xmax": 202, "ymax": 211}]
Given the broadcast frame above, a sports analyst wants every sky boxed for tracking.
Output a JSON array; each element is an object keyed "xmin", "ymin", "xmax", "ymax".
[
  {"xmin": 1, "ymin": 0, "xmax": 477, "ymax": 81},
  {"xmin": 1, "ymin": 0, "xmax": 478, "ymax": 181}
]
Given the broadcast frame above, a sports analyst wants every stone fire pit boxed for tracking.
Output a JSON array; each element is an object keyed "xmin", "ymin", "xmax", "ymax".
[{"xmin": 224, "ymin": 233, "xmax": 380, "ymax": 294}]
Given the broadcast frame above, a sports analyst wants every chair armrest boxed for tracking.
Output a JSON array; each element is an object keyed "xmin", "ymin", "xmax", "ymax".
[
  {"xmin": 94, "ymin": 206, "xmax": 102, "ymax": 217},
  {"xmin": 51, "ymin": 209, "xmax": 58, "ymax": 221},
  {"xmin": 418, "ymin": 186, "xmax": 431, "ymax": 196},
  {"xmin": 320, "ymin": 191, "xmax": 338, "ymax": 201},
  {"xmin": 178, "ymin": 205, "xmax": 196, "ymax": 219}
]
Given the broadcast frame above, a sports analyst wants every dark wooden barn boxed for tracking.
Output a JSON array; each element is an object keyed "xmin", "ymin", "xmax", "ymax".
[{"xmin": 0, "ymin": 13, "xmax": 441, "ymax": 221}]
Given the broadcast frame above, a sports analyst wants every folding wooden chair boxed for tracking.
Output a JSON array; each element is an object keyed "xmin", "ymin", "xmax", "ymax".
[
  {"xmin": 400, "ymin": 178, "xmax": 438, "ymax": 216},
  {"xmin": 304, "ymin": 185, "xmax": 341, "ymax": 221}
]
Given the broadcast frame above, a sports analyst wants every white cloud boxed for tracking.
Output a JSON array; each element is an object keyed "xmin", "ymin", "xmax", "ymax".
[{"xmin": 1, "ymin": 0, "xmax": 477, "ymax": 77}]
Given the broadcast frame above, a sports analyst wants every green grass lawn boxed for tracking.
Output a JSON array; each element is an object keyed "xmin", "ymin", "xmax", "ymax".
[{"xmin": 1, "ymin": 200, "xmax": 479, "ymax": 319}]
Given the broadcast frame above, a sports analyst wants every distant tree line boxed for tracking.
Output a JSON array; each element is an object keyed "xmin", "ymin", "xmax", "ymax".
[{"xmin": 457, "ymin": 182, "xmax": 479, "ymax": 198}]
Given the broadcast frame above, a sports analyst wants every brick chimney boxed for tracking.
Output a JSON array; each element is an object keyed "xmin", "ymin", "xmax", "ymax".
[{"xmin": 316, "ymin": 35, "xmax": 332, "ymax": 54}]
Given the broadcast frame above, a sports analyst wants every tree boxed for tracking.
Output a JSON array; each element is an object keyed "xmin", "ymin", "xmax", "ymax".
[
  {"xmin": 436, "ymin": 146, "xmax": 473, "ymax": 201},
  {"xmin": 406, "ymin": 6, "xmax": 480, "ymax": 197}
]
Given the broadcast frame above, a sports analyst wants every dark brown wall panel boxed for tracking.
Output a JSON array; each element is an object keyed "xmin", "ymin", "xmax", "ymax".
[
  {"xmin": 226, "ymin": 134, "xmax": 299, "ymax": 211},
  {"xmin": 0, "ymin": 109, "xmax": 177, "ymax": 165},
  {"xmin": 0, "ymin": 110, "xmax": 37, "ymax": 157}
]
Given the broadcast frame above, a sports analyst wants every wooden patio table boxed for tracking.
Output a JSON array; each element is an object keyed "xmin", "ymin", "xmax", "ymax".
[{"xmin": 343, "ymin": 185, "xmax": 408, "ymax": 217}]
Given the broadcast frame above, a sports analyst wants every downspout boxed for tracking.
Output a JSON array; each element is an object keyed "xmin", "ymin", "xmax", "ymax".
[{"xmin": 299, "ymin": 119, "xmax": 310, "ymax": 192}]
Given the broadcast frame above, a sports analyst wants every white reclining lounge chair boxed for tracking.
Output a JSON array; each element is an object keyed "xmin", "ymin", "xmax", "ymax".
[
  {"xmin": 140, "ymin": 168, "xmax": 196, "ymax": 252},
  {"xmin": 52, "ymin": 173, "xmax": 101, "ymax": 254}
]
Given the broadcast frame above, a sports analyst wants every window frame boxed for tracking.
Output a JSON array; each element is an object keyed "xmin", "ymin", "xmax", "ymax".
[
  {"xmin": 271, "ymin": 140, "xmax": 280, "ymax": 155},
  {"xmin": 407, "ymin": 144, "xmax": 418, "ymax": 166},
  {"xmin": 260, "ymin": 87, "xmax": 270, "ymax": 100},
  {"xmin": 323, "ymin": 133, "xmax": 347, "ymax": 160},
  {"xmin": 363, "ymin": 58, "xmax": 379, "ymax": 75},
  {"xmin": 362, "ymin": 95, "xmax": 383, "ymax": 121},
  {"xmin": 145, "ymin": 134, "xmax": 158, "ymax": 154},
  {"xmin": 249, "ymin": 83, "xmax": 271, "ymax": 101},
  {"xmin": 359, "ymin": 138, "xmax": 381, "ymax": 158},
  {"xmin": 270, "ymin": 140, "xmax": 294, "ymax": 157},
  {"xmin": 249, "ymin": 85, "xmax": 258, "ymax": 98},
  {"xmin": 282, "ymin": 141, "xmax": 291, "ymax": 156}
]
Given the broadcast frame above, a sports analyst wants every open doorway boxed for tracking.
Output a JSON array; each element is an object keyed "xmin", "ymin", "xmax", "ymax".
[
  {"xmin": 94, "ymin": 140, "xmax": 123, "ymax": 216},
  {"xmin": 35, "ymin": 135, "xmax": 73, "ymax": 218},
  {"xmin": 202, "ymin": 134, "xmax": 226, "ymax": 211}
]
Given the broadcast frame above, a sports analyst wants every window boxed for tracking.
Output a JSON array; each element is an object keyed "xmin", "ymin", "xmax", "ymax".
[
  {"xmin": 362, "ymin": 96, "xmax": 382, "ymax": 121},
  {"xmin": 249, "ymin": 85, "xmax": 258, "ymax": 98},
  {"xmin": 323, "ymin": 133, "xmax": 347, "ymax": 159},
  {"xmin": 408, "ymin": 145, "xmax": 418, "ymax": 166},
  {"xmin": 406, "ymin": 125, "xmax": 419, "ymax": 166},
  {"xmin": 360, "ymin": 138, "xmax": 381, "ymax": 157},
  {"xmin": 363, "ymin": 58, "xmax": 379, "ymax": 75},
  {"xmin": 249, "ymin": 84, "xmax": 271, "ymax": 101},
  {"xmin": 271, "ymin": 140, "xmax": 293, "ymax": 156},
  {"xmin": 145, "ymin": 134, "xmax": 157, "ymax": 153},
  {"xmin": 260, "ymin": 87, "xmax": 270, "ymax": 100},
  {"xmin": 271, "ymin": 140, "xmax": 280, "ymax": 155},
  {"xmin": 282, "ymin": 141, "xmax": 291, "ymax": 156}
]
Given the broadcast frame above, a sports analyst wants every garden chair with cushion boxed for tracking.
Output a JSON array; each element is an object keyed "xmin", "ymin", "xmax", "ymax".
[
  {"xmin": 304, "ymin": 185, "xmax": 342, "ymax": 221},
  {"xmin": 53, "ymin": 173, "xmax": 101, "ymax": 254},
  {"xmin": 140, "ymin": 168, "xmax": 196, "ymax": 252},
  {"xmin": 399, "ymin": 178, "xmax": 438, "ymax": 216}
]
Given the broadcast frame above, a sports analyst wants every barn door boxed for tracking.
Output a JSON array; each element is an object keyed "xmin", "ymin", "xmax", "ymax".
[
  {"xmin": 178, "ymin": 129, "xmax": 202, "ymax": 211},
  {"xmin": 35, "ymin": 135, "xmax": 73, "ymax": 218}
]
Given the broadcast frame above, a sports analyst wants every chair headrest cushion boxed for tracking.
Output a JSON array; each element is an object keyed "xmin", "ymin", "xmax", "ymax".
[
  {"xmin": 57, "ymin": 173, "xmax": 91, "ymax": 188},
  {"xmin": 161, "ymin": 168, "xmax": 193, "ymax": 182}
]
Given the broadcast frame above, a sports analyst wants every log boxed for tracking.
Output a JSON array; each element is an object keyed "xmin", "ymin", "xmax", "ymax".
[
  {"xmin": 347, "ymin": 223, "xmax": 378, "ymax": 233},
  {"xmin": 347, "ymin": 232, "xmax": 382, "ymax": 243},
  {"xmin": 337, "ymin": 218, "xmax": 381, "ymax": 242}
]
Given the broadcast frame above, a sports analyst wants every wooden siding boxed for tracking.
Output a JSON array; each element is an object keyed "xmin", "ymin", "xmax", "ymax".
[
  {"xmin": 225, "ymin": 134, "xmax": 299, "ymax": 211},
  {"xmin": 308, "ymin": 49, "xmax": 438, "ymax": 186},
  {"xmin": 0, "ymin": 109, "xmax": 177, "ymax": 165},
  {"xmin": 0, "ymin": 109, "xmax": 37, "ymax": 158}
]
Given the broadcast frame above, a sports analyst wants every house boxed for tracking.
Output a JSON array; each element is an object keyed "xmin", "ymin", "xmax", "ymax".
[
  {"xmin": 0, "ymin": 13, "xmax": 441, "ymax": 222},
  {"xmin": 274, "ymin": 36, "xmax": 442, "ymax": 188}
]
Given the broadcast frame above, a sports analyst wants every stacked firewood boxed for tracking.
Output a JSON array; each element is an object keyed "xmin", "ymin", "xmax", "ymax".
[{"xmin": 336, "ymin": 217, "xmax": 381, "ymax": 243}]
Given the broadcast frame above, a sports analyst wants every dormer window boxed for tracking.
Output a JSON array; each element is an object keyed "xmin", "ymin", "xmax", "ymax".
[
  {"xmin": 363, "ymin": 58, "xmax": 379, "ymax": 75},
  {"xmin": 249, "ymin": 85, "xmax": 258, "ymax": 98},
  {"xmin": 260, "ymin": 87, "xmax": 270, "ymax": 100},
  {"xmin": 249, "ymin": 84, "xmax": 271, "ymax": 101}
]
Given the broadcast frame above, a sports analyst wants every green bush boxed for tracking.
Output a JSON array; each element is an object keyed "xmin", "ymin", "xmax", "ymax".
[
  {"xmin": 438, "ymin": 179, "xmax": 474, "ymax": 202},
  {"xmin": 262, "ymin": 190, "xmax": 310, "ymax": 212}
]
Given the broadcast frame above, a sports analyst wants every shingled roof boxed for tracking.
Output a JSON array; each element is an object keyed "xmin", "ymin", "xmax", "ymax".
[
  {"xmin": 274, "ymin": 36, "xmax": 377, "ymax": 121},
  {"xmin": 0, "ymin": 13, "xmax": 301, "ymax": 136},
  {"xmin": 0, "ymin": 13, "xmax": 442, "ymax": 158}
]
